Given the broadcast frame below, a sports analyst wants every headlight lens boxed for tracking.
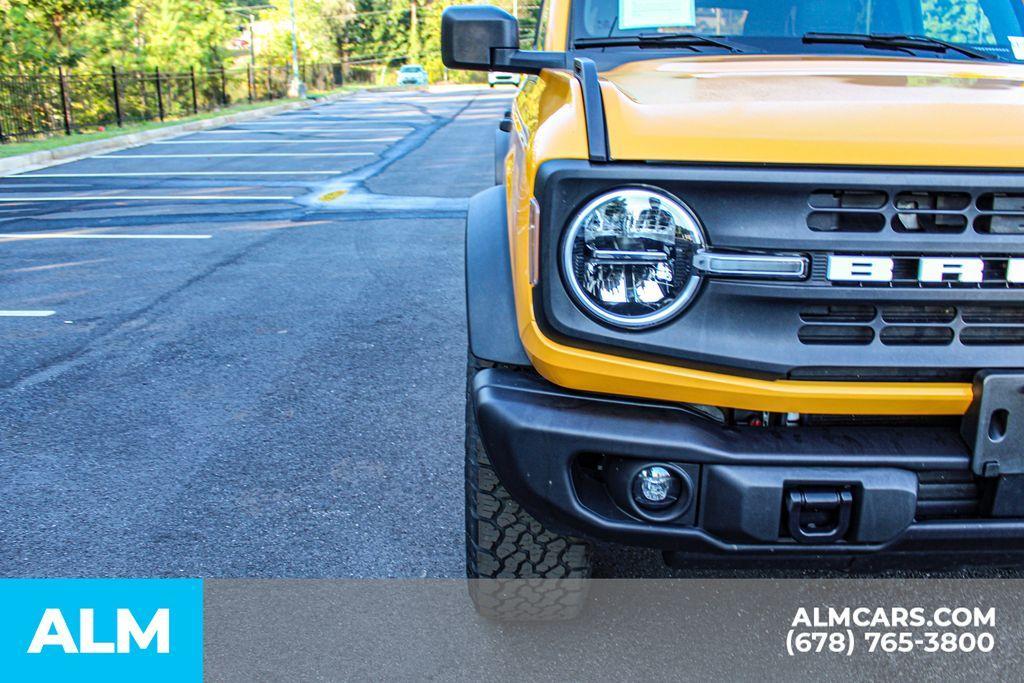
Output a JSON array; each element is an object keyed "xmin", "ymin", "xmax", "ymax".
[{"xmin": 561, "ymin": 188, "xmax": 706, "ymax": 329}]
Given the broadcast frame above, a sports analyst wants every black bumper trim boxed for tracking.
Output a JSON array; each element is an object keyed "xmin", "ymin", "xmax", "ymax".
[{"xmin": 473, "ymin": 368, "xmax": 1024, "ymax": 556}]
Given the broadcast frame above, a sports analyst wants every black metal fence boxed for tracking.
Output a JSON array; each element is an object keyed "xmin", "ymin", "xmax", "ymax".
[{"xmin": 0, "ymin": 62, "xmax": 368, "ymax": 143}]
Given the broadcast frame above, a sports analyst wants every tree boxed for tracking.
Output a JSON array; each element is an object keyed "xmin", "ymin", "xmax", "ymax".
[
  {"xmin": 254, "ymin": 0, "xmax": 349, "ymax": 65},
  {"xmin": 922, "ymin": 0, "xmax": 995, "ymax": 45},
  {"xmin": 0, "ymin": 0, "xmax": 541, "ymax": 80},
  {"xmin": 10, "ymin": 0, "xmax": 129, "ymax": 66},
  {"xmin": 134, "ymin": 0, "xmax": 233, "ymax": 69}
]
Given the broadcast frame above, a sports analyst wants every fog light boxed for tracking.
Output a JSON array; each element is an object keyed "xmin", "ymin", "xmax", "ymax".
[{"xmin": 633, "ymin": 466, "xmax": 681, "ymax": 510}]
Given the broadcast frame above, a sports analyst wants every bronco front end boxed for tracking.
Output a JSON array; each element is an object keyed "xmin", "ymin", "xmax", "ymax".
[{"xmin": 442, "ymin": 0, "xmax": 1024, "ymax": 608}]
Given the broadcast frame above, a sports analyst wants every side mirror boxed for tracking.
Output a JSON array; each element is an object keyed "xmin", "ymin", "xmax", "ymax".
[
  {"xmin": 441, "ymin": 5, "xmax": 567, "ymax": 74},
  {"xmin": 441, "ymin": 6, "xmax": 517, "ymax": 71}
]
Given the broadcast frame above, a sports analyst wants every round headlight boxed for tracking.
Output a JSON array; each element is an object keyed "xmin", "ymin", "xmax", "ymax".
[{"xmin": 561, "ymin": 188, "xmax": 706, "ymax": 329}]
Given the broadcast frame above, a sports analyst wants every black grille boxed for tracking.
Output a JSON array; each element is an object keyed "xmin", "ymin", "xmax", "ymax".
[
  {"xmin": 538, "ymin": 162, "xmax": 1024, "ymax": 379},
  {"xmin": 799, "ymin": 303, "xmax": 1024, "ymax": 346},
  {"xmin": 798, "ymin": 325, "xmax": 874, "ymax": 345},
  {"xmin": 881, "ymin": 305, "xmax": 956, "ymax": 324},
  {"xmin": 916, "ymin": 470, "xmax": 984, "ymax": 521},
  {"xmin": 879, "ymin": 326, "xmax": 954, "ymax": 346},
  {"xmin": 800, "ymin": 304, "xmax": 876, "ymax": 323},
  {"xmin": 977, "ymin": 194, "xmax": 1024, "ymax": 234},
  {"xmin": 807, "ymin": 189, "xmax": 1024, "ymax": 235}
]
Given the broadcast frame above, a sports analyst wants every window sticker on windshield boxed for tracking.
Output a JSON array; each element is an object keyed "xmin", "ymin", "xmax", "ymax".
[
  {"xmin": 618, "ymin": 0, "xmax": 696, "ymax": 30},
  {"xmin": 1010, "ymin": 37, "xmax": 1024, "ymax": 60}
]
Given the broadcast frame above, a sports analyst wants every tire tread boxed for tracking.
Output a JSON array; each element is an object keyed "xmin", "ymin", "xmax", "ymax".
[{"xmin": 465, "ymin": 353, "xmax": 591, "ymax": 620}]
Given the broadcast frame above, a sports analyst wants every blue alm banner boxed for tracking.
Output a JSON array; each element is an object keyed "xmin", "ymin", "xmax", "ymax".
[{"xmin": 0, "ymin": 579, "xmax": 202, "ymax": 682}]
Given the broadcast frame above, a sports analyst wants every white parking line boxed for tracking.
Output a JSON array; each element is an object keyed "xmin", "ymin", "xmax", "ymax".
[
  {"xmin": 343, "ymin": 113, "xmax": 429, "ymax": 117},
  {"xmin": 5, "ymin": 258, "xmax": 106, "ymax": 274},
  {"xmin": 275, "ymin": 116, "xmax": 428, "ymax": 121},
  {"xmin": 0, "ymin": 232, "xmax": 212, "ymax": 240},
  {"xmin": 269, "ymin": 117, "xmax": 427, "ymax": 123},
  {"xmin": 152, "ymin": 138, "xmax": 399, "ymax": 144},
  {"xmin": 0, "ymin": 195, "xmax": 293, "ymax": 202},
  {"xmin": 0, "ymin": 310, "xmax": 56, "ymax": 317},
  {"xmin": 94, "ymin": 153, "xmax": 375, "ymax": 158},
  {"xmin": 227, "ymin": 120, "xmax": 413, "ymax": 126},
  {"xmin": 7, "ymin": 172, "xmax": 343, "ymax": 178},
  {"xmin": 204, "ymin": 128, "xmax": 411, "ymax": 133}
]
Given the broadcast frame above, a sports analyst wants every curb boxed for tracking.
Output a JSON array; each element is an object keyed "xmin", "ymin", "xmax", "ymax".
[{"xmin": 0, "ymin": 90, "xmax": 358, "ymax": 176}]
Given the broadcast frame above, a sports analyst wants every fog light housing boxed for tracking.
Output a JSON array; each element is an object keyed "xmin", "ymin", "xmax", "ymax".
[
  {"xmin": 604, "ymin": 459, "xmax": 697, "ymax": 523},
  {"xmin": 633, "ymin": 466, "xmax": 682, "ymax": 510}
]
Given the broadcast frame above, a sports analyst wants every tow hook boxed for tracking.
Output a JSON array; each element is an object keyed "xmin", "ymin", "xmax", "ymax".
[{"xmin": 785, "ymin": 489, "xmax": 854, "ymax": 544}]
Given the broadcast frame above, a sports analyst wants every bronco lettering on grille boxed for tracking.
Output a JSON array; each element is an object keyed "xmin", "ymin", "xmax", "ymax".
[{"xmin": 827, "ymin": 256, "xmax": 1024, "ymax": 284}]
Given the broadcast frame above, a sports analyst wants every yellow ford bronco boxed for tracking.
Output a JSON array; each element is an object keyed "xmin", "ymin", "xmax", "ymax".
[{"xmin": 443, "ymin": 0, "xmax": 1024, "ymax": 593}]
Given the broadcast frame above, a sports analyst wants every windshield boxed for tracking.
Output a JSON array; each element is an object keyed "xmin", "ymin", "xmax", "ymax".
[
  {"xmin": 572, "ymin": 0, "xmax": 1024, "ymax": 61},
  {"xmin": 400, "ymin": 66, "xmax": 423, "ymax": 73}
]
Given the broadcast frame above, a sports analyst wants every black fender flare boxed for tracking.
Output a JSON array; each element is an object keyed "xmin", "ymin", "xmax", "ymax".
[{"xmin": 466, "ymin": 185, "xmax": 530, "ymax": 366}]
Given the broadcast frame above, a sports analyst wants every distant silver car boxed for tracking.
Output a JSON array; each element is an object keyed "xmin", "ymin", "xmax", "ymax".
[{"xmin": 397, "ymin": 65, "xmax": 429, "ymax": 86}]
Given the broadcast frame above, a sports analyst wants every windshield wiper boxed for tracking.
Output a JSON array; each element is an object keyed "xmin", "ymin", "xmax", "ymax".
[
  {"xmin": 575, "ymin": 32, "xmax": 744, "ymax": 54},
  {"xmin": 803, "ymin": 32, "xmax": 997, "ymax": 61}
]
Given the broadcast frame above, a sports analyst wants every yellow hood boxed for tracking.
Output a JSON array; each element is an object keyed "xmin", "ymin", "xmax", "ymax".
[{"xmin": 599, "ymin": 55, "xmax": 1024, "ymax": 168}]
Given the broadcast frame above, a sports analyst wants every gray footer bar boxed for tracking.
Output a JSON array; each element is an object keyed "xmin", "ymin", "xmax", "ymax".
[{"xmin": 204, "ymin": 579, "xmax": 1024, "ymax": 680}]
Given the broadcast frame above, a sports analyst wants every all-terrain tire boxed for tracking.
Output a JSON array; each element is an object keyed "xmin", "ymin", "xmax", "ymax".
[{"xmin": 465, "ymin": 353, "xmax": 592, "ymax": 620}]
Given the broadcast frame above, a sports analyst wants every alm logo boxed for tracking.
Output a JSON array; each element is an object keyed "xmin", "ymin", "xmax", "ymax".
[{"xmin": 27, "ymin": 608, "xmax": 170, "ymax": 654}]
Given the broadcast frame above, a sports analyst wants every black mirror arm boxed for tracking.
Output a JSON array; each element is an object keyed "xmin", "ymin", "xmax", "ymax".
[{"xmin": 491, "ymin": 48, "xmax": 570, "ymax": 74}]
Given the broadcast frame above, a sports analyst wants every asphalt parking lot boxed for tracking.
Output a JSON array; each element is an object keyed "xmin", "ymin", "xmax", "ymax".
[
  {"xmin": 0, "ymin": 87, "xmax": 500, "ymax": 578},
  {"xmin": 1, "ymin": 86, "xmax": 1021, "ymax": 579}
]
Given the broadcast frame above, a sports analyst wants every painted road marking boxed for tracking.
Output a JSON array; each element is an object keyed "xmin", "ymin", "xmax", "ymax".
[
  {"xmin": 152, "ymin": 138, "xmax": 400, "ymax": 144},
  {"xmin": 204, "ymin": 128, "xmax": 411, "ymax": 133},
  {"xmin": 94, "ymin": 153, "xmax": 375, "ymax": 158},
  {"xmin": 0, "ymin": 232, "xmax": 212, "ymax": 240},
  {"xmin": 0, "ymin": 310, "xmax": 56, "ymax": 317},
  {"xmin": 7, "ymin": 172, "xmax": 343, "ymax": 178},
  {"xmin": 292, "ymin": 110, "xmax": 424, "ymax": 115},
  {"xmin": 0, "ymin": 195, "xmax": 294, "ymax": 202},
  {"xmin": 4, "ymin": 258, "xmax": 106, "ymax": 274},
  {"xmin": 319, "ymin": 190, "xmax": 348, "ymax": 202},
  {"xmin": 265, "ymin": 117, "xmax": 427, "ymax": 123},
  {"xmin": 226, "ymin": 120, "xmax": 414, "ymax": 125},
  {"xmin": 273, "ymin": 114, "xmax": 427, "ymax": 118}
]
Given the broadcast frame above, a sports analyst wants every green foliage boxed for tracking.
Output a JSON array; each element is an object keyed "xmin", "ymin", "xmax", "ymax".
[
  {"xmin": 0, "ymin": 0, "xmax": 543, "ymax": 83},
  {"xmin": 84, "ymin": 0, "xmax": 236, "ymax": 70},
  {"xmin": 0, "ymin": 0, "xmax": 235, "ymax": 72},
  {"xmin": 922, "ymin": 0, "xmax": 996, "ymax": 45},
  {"xmin": 2, "ymin": 0, "xmax": 129, "ymax": 68},
  {"xmin": 257, "ymin": 0, "xmax": 355, "ymax": 65}
]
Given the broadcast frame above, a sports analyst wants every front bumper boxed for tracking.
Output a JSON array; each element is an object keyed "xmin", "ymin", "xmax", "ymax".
[{"xmin": 473, "ymin": 367, "xmax": 1024, "ymax": 558}]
